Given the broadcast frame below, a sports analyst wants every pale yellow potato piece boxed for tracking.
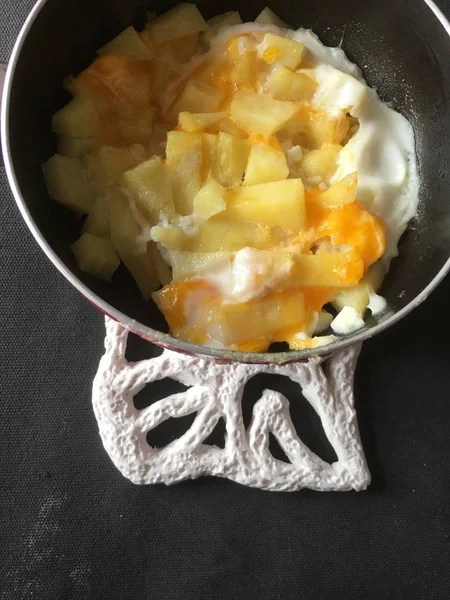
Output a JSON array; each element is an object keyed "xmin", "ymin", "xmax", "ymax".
[
  {"xmin": 312, "ymin": 173, "xmax": 358, "ymax": 207},
  {"xmin": 57, "ymin": 135, "xmax": 100, "ymax": 158},
  {"xmin": 145, "ymin": 3, "xmax": 208, "ymax": 43},
  {"xmin": 216, "ymin": 132, "xmax": 249, "ymax": 187},
  {"xmin": 151, "ymin": 226, "xmax": 186, "ymax": 250},
  {"xmin": 151, "ymin": 243, "xmax": 173, "ymax": 286},
  {"xmin": 202, "ymin": 133, "xmax": 218, "ymax": 179},
  {"xmin": 72, "ymin": 233, "xmax": 120, "ymax": 281},
  {"xmin": 292, "ymin": 252, "xmax": 364, "ymax": 287},
  {"xmin": 332, "ymin": 285, "xmax": 370, "ymax": 314},
  {"xmin": 314, "ymin": 310, "xmax": 334, "ymax": 334},
  {"xmin": 187, "ymin": 217, "xmax": 269, "ymax": 252},
  {"xmin": 300, "ymin": 144, "xmax": 341, "ymax": 180},
  {"xmin": 171, "ymin": 79, "xmax": 225, "ymax": 117},
  {"xmin": 168, "ymin": 250, "xmax": 230, "ymax": 282},
  {"xmin": 43, "ymin": 154, "xmax": 91, "ymax": 213},
  {"xmin": 230, "ymin": 50, "xmax": 258, "ymax": 87},
  {"xmin": 361, "ymin": 261, "xmax": 386, "ymax": 292},
  {"xmin": 109, "ymin": 190, "xmax": 159, "ymax": 298},
  {"xmin": 227, "ymin": 179, "xmax": 305, "ymax": 231},
  {"xmin": 121, "ymin": 156, "xmax": 175, "ymax": 224},
  {"xmin": 218, "ymin": 116, "xmax": 247, "ymax": 139},
  {"xmin": 82, "ymin": 194, "xmax": 110, "ymax": 237},
  {"xmin": 52, "ymin": 97, "xmax": 100, "ymax": 138},
  {"xmin": 255, "ymin": 7, "xmax": 288, "ymax": 28},
  {"xmin": 244, "ymin": 142, "xmax": 289, "ymax": 185},
  {"xmin": 117, "ymin": 106, "xmax": 155, "ymax": 145},
  {"xmin": 97, "ymin": 26, "xmax": 153, "ymax": 61},
  {"xmin": 165, "ymin": 131, "xmax": 203, "ymax": 215},
  {"xmin": 259, "ymin": 34, "xmax": 305, "ymax": 69},
  {"xmin": 230, "ymin": 91, "xmax": 297, "ymax": 136},
  {"xmin": 264, "ymin": 66, "xmax": 318, "ymax": 101},
  {"xmin": 205, "ymin": 11, "xmax": 243, "ymax": 42},
  {"xmin": 178, "ymin": 111, "xmax": 226, "ymax": 132},
  {"xmin": 84, "ymin": 146, "xmax": 141, "ymax": 194},
  {"xmin": 193, "ymin": 179, "xmax": 227, "ymax": 220}
]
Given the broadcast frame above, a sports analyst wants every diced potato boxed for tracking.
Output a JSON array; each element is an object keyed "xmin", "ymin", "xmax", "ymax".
[
  {"xmin": 332, "ymin": 285, "xmax": 370, "ymax": 315},
  {"xmin": 117, "ymin": 106, "xmax": 155, "ymax": 144},
  {"xmin": 244, "ymin": 141, "xmax": 289, "ymax": 185},
  {"xmin": 151, "ymin": 243, "xmax": 173, "ymax": 286},
  {"xmin": 187, "ymin": 217, "xmax": 270, "ymax": 252},
  {"xmin": 43, "ymin": 154, "xmax": 91, "ymax": 213},
  {"xmin": 202, "ymin": 133, "xmax": 218, "ymax": 179},
  {"xmin": 165, "ymin": 131, "xmax": 203, "ymax": 215},
  {"xmin": 312, "ymin": 173, "xmax": 358, "ymax": 207},
  {"xmin": 151, "ymin": 225, "xmax": 186, "ymax": 250},
  {"xmin": 213, "ymin": 290, "xmax": 305, "ymax": 346},
  {"xmin": 178, "ymin": 111, "xmax": 226, "ymax": 132},
  {"xmin": 230, "ymin": 91, "xmax": 297, "ymax": 136},
  {"xmin": 304, "ymin": 110, "xmax": 349, "ymax": 149},
  {"xmin": 121, "ymin": 156, "xmax": 175, "ymax": 224},
  {"xmin": 314, "ymin": 310, "xmax": 333, "ymax": 334},
  {"xmin": 264, "ymin": 66, "xmax": 318, "ymax": 101},
  {"xmin": 145, "ymin": 4, "xmax": 208, "ymax": 44},
  {"xmin": 72, "ymin": 233, "xmax": 120, "ymax": 281},
  {"xmin": 300, "ymin": 144, "xmax": 341, "ymax": 181},
  {"xmin": 193, "ymin": 179, "xmax": 227, "ymax": 220},
  {"xmin": 83, "ymin": 194, "xmax": 110, "ymax": 237},
  {"xmin": 206, "ymin": 11, "xmax": 243, "ymax": 42},
  {"xmin": 57, "ymin": 135, "xmax": 100, "ymax": 158},
  {"xmin": 168, "ymin": 250, "xmax": 230, "ymax": 282},
  {"xmin": 170, "ymin": 79, "xmax": 225, "ymax": 117},
  {"xmin": 255, "ymin": 7, "xmax": 289, "ymax": 28},
  {"xmin": 52, "ymin": 97, "xmax": 100, "ymax": 138},
  {"xmin": 361, "ymin": 261, "xmax": 386, "ymax": 292},
  {"xmin": 292, "ymin": 252, "xmax": 364, "ymax": 287},
  {"xmin": 215, "ymin": 132, "xmax": 249, "ymax": 187},
  {"xmin": 84, "ymin": 146, "xmax": 141, "ymax": 194},
  {"xmin": 230, "ymin": 50, "xmax": 258, "ymax": 87},
  {"xmin": 218, "ymin": 116, "xmax": 247, "ymax": 139},
  {"xmin": 109, "ymin": 190, "xmax": 159, "ymax": 299},
  {"xmin": 98, "ymin": 26, "xmax": 153, "ymax": 61},
  {"xmin": 227, "ymin": 179, "xmax": 305, "ymax": 231},
  {"xmin": 258, "ymin": 33, "xmax": 305, "ymax": 70}
]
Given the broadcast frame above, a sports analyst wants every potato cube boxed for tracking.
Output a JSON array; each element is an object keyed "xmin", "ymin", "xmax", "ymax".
[
  {"xmin": 230, "ymin": 91, "xmax": 297, "ymax": 136},
  {"xmin": 151, "ymin": 243, "xmax": 173, "ymax": 286},
  {"xmin": 43, "ymin": 154, "xmax": 91, "ymax": 213},
  {"xmin": 98, "ymin": 26, "xmax": 153, "ymax": 61},
  {"xmin": 300, "ymin": 144, "xmax": 341, "ymax": 181},
  {"xmin": 244, "ymin": 141, "xmax": 289, "ymax": 185},
  {"xmin": 166, "ymin": 131, "xmax": 203, "ymax": 215},
  {"xmin": 255, "ymin": 7, "xmax": 288, "ymax": 28},
  {"xmin": 215, "ymin": 132, "xmax": 249, "ymax": 187},
  {"xmin": 258, "ymin": 34, "xmax": 304, "ymax": 69},
  {"xmin": 227, "ymin": 179, "xmax": 305, "ymax": 231},
  {"xmin": 83, "ymin": 194, "xmax": 110, "ymax": 237},
  {"xmin": 187, "ymin": 217, "xmax": 270, "ymax": 252},
  {"xmin": 205, "ymin": 11, "xmax": 243, "ymax": 42},
  {"xmin": 171, "ymin": 79, "xmax": 225, "ymax": 117},
  {"xmin": 84, "ymin": 146, "xmax": 141, "ymax": 194},
  {"xmin": 230, "ymin": 50, "xmax": 258, "ymax": 87},
  {"xmin": 312, "ymin": 173, "xmax": 358, "ymax": 206},
  {"xmin": 178, "ymin": 111, "xmax": 226, "ymax": 132},
  {"xmin": 168, "ymin": 250, "xmax": 230, "ymax": 282},
  {"xmin": 72, "ymin": 233, "xmax": 120, "ymax": 281},
  {"xmin": 193, "ymin": 179, "xmax": 227, "ymax": 220},
  {"xmin": 52, "ymin": 97, "xmax": 100, "ymax": 138},
  {"xmin": 151, "ymin": 225, "xmax": 186, "ymax": 250},
  {"xmin": 314, "ymin": 310, "xmax": 334, "ymax": 334},
  {"xmin": 332, "ymin": 285, "xmax": 370, "ymax": 315},
  {"xmin": 117, "ymin": 106, "xmax": 155, "ymax": 145},
  {"xmin": 292, "ymin": 252, "xmax": 364, "ymax": 287},
  {"xmin": 264, "ymin": 66, "xmax": 318, "ymax": 101},
  {"xmin": 145, "ymin": 4, "xmax": 208, "ymax": 44},
  {"xmin": 202, "ymin": 133, "xmax": 218, "ymax": 179},
  {"xmin": 304, "ymin": 110, "xmax": 349, "ymax": 149},
  {"xmin": 109, "ymin": 191, "xmax": 159, "ymax": 299},
  {"xmin": 361, "ymin": 261, "xmax": 386, "ymax": 292},
  {"xmin": 121, "ymin": 156, "xmax": 175, "ymax": 224},
  {"xmin": 57, "ymin": 135, "xmax": 100, "ymax": 158},
  {"xmin": 218, "ymin": 116, "xmax": 247, "ymax": 138}
]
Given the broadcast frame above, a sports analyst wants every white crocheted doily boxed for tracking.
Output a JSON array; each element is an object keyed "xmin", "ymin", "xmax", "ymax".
[{"xmin": 92, "ymin": 317, "xmax": 370, "ymax": 492}]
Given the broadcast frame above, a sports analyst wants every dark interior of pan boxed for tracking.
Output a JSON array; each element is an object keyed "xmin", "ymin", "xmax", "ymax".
[{"xmin": 5, "ymin": 0, "xmax": 450, "ymax": 345}]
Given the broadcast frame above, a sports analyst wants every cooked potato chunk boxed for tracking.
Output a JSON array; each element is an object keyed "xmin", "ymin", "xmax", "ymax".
[
  {"xmin": 165, "ymin": 131, "xmax": 203, "ymax": 215},
  {"xmin": 255, "ymin": 7, "xmax": 288, "ymax": 28},
  {"xmin": 169, "ymin": 250, "xmax": 230, "ymax": 282},
  {"xmin": 227, "ymin": 179, "xmax": 305, "ymax": 231},
  {"xmin": 83, "ymin": 194, "xmax": 110, "ymax": 237},
  {"xmin": 292, "ymin": 252, "xmax": 364, "ymax": 287},
  {"xmin": 121, "ymin": 156, "xmax": 175, "ymax": 223},
  {"xmin": 57, "ymin": 136, "xmax": 100, "ymax": 158},
  {"xmin": 178, "ymin": 111, "xmax": 226, "ymax": 132},
  {"xmin": 98, "ymin": 26, "xmax": 153, "ymax": 61},
  {"xmin": 230, "ymin": 91, "xmax": 297, "ymax": 136},
  {"xmin": 187, "ymin": 217, "xmax": 269, "ymax": 252},
  {"xmin": 215, "ymin": 132, "xmax": 249, "ymax": 187},
  {"xmin": 151, "ymin": 226, "xmax": 186, "ymax": 250},
  {"xmin": 52, "ymin": 97, "xmax": 100, "ymax": 138},
  {"xmin": 145, "ymin": 3, "xmax": 208, "ymax": 44},
  {"xmin": 300, "ymin": 144, "xmax": 341, "ymax": 181},
  {"xmin": 117, "ymin": 106, "xmax": 155, "ymax": 145},
  {"xmin": 244, "ymin": 140, "xmax": 289, "ymax": 185},
  {"xmin": 258, "ymin": 33, "xmax": 305, "ymax": 69},
  {"xmin": 193, "ymin": 179, "xmax": 227, "ymax": 220},
  {"xmin": 43, "ymin": 154, "xmax": 91, "ymax": 213},
  {"xmin": 72, "ymin": 233, "xmax": 120, "ymax": 280},
  {"xmin": 202, "ymin": 133, "xmax": 218, "ymax": 179},
  {"xmin": 171, "ymin": 79, "xmax": 225, "ymax": 117},
  {"xmin": 264, "ymin": 66, "xmax": 317, "ymax": 101},
  {"xmin": 312, "ymin": 173, "xmax": 358, "ymax": 206},
  {"xmin": 332, "ymin": 285, "xmax": 370, "ymax": 314},
  {"xmin": 230, "ymin": 51, "xmax": 258, "ymax": 87}
]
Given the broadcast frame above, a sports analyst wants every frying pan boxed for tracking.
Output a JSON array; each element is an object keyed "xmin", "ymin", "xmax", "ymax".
[{"xmin": 2, "ymin": 0, "xmax": 450, "ymax": 363}]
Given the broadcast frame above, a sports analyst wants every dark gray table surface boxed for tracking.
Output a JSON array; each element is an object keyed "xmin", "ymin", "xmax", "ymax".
[{"xmin": 1, "ymin": 1, "xmax": 449, "ymax": 599}]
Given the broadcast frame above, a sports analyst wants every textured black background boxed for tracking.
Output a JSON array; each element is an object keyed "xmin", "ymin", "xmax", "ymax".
[{"xmin": 1, "ymin": 1, "xmax": 449, "ymax": 598}]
